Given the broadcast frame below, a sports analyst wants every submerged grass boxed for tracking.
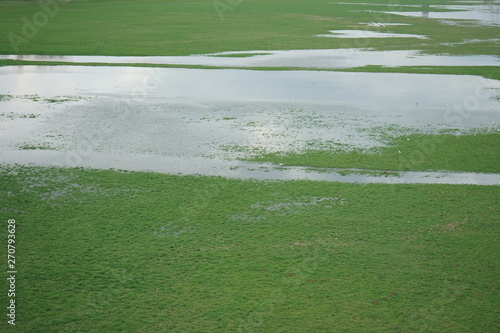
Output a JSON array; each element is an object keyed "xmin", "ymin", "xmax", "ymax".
[
  {"xmin": 18, "ymin": 143, "xmax": 54, "ymax": 150},
  {"xmin": 0, "ymin": 93, "xmax": 88, "ymax": 103},
  {"xmin": 249, "ymin": 133, "xmax": 500, "ymax": 173},
  {"xmin": 0, "ymin": 165, "xmax": 498, "ymax": 332}
]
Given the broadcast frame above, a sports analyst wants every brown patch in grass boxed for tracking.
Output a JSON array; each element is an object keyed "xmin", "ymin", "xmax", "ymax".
[{"xmin": 441, "ymin": 218, "xmax": 468, "ymax": 231}]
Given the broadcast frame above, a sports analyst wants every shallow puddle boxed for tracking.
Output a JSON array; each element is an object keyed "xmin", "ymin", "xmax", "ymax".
[
  {"xmin": 317, "ymin": 30, "xmax": 427, "ymax": 39},
  {"xmin": 383, "ymin": 2, "xmax": 500, "ymax": 26},
  {"xmin": 330, "ymin": 2, "xmax": 420, "ymax": 7},
  {"xmin": 362, "ymin": 22, "xmax": 411, "ymax": 27},
  {"xmin": 330, "ymin": 1, "xmax": 499, "ymax": 26},
  {"xmin": 1, "ymin": 66, "xmax": 499, "ymax": 110},
  {"xmin": 1, "ymin": 48, "xmax": 499, "ymax": 69},
  {"xmin": 0, "ymin": 65, "xmax": 499, "ymax": 183},
  {"xmin": 1, "ymin": 150, "xmax": 498, "ymax": 185}
]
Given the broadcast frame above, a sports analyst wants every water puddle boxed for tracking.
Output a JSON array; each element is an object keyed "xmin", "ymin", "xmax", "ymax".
[
  {"xmin": 1, "ymin": 66, "xmax": 498, "ymax": 115},
  {"xmin": 330, "ymin": 2, "xmax": 420, "ymax": 7},
  {"xmin": 1, "ymin": 150, "xmax": 498, "ymax": 185},
  {"xmin": 0, "ymin": 65, "xmax": 499, "ymax": 183},
  {"xmin": 362, "ymin": 22, "xmax": 411, "ymax": 27},
  {"xmin": 329, "ymin": 1, "xmax": 499, "ymax": 26},
  {"xmin": 442, "ymin": 38, "xmax": 500, "ymax": 46},
  {"xmin": 1, "ymin": 49, "xmax": 499, "ymax": 69},
  {"xmin": 317, "ymin": 30, "xmax": 428, "ymax": 39},
  {"xmin": 382, "ymin": 3, "xmax": 500, "ymax": 26}
]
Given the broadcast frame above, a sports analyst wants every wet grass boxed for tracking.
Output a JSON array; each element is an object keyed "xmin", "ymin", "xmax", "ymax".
[
  {"xmin": 0, "ymin": 94, "xmax": 12, "ymax": 101},
  {"xmin": 312, "ymin": 168, "xmax": 402, "ymax": 178},
  {"xmin": 0, "ymin": 93, "xmax": 88, "ymax": 103},
  {"xmin": 18, "ymin": 143, "xmax": 54, "ymax": 150},
  {"xmin": 0, "ymin": 112, "xmax": 37, "ymax": 120},
  {"xmin": 0, "ymin": 165, "xmax": 499, "ymax": 332},
  {"xmin": 248, "ymin": 132, "xmax": 500, "ymax": 173},
  {"xmin": 0, "ymin": 0, "xmax": 498, "ymax": 57}
]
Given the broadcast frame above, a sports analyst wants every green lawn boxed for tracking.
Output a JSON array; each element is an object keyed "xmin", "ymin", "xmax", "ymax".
[
  {"xmin": 248, "ymin": 132, "xmax": 500, "ymax": 173},
  {"xmin": 0, "ymin": 165, "xmax": 499, "ymax": 332},
  {"xmin": 0, "ymin": 0, "xmax": 499, "ymax": 56}
]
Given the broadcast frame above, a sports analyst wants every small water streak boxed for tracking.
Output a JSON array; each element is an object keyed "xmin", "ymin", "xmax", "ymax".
[
  {"xmin": 1, "ymin": 151, "xmax": 498, "ymax": 185},
  {"xmin": 1, "ymin": 48, "xmax": 499, "ymax": 69}
]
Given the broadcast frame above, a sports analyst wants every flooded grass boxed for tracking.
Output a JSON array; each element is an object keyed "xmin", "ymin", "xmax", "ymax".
[
  {"xmin": 1, "ymin": 66, "xmax": 498, "ymax": 180},
  {"xmin": 0, "ymin": 93, "xmax": 89, "ymax": 103},
  {"xmin": 18, "ymin": 142, "xmax": 56, "ymax": 151},
  {"xmin": 0, "ymin": 165, "xmax": 498, "ymax": 332},
  {"xmin": 0, "ymin": 112, "xmax": 37, "ymax": 120},
  {"xmin": 210, "ymin": 52, "xmax": 273, "ymax": 58}
]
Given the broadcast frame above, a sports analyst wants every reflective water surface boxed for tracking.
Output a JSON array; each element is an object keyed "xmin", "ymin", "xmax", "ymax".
[
  {"xmin": 0, "ymin": 65, "xmax": 499, "ymax": 184},
  {"xmin": 1, "ymin": 48, "xmax": 499, "ymax": 69},
  {"xmin": 383, "ymin": 2, "xmax": 500, "ymax": 26},
  {"xmin": 317, "ymin": 30, "xmax": 428, "ymax": 39},
  {"xmin": 330, "ymin": 1, "xmax": 499, "ymax": 26},
  {"xmin": 2, "ymin": 150, "xmax": 499, "ymax": 185},
  {"xmin": 1, "ymin": 66, "xmax": 499, "ymax": 110}
]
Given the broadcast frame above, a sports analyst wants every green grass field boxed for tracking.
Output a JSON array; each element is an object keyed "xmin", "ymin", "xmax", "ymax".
[
  {"xmin": 248, "ymin": 132, "xmax": 500, "ymax": 173},
  {"xmin": 1, "ymin": 166, "xmax": 499, "ymax": 332},
  {"xmin": 0, "ymin": 0, "xmax": 499, "ymax": 332},
  {"xmin": 0, "ymin": 0, "xmax": 499, "ymax": 56}
]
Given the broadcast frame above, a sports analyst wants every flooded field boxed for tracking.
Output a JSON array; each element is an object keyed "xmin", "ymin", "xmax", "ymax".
[
  {"xmin": 1, "ymin": 50, "xmax": 499, "ymax": 68},
  {"xmin": 1, "ymin": 1, "xmax": 499, "ymax": 332},
  {"xmin": 1, "ymin": 65, "xmax": 499, "ymax": 184},
  {"xmin": 1, "ymin": 0, "xmax": 499, "ymax": 184}
]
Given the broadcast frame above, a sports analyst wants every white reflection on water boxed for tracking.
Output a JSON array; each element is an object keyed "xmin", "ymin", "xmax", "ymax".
[
  {"xmin": 317, "ymin": 30, "xmax": 428, "ymax": 39},
  {"xmin": 0, "ymin": 66, "xmax": 499, "ymax": 183},
  {"xmin": 1, "ymin": 66, "xmax": 499, "ymax": 109},
  {"xmin": 329, "ymin": 1, "xmax": 499, "ymax": 26},
  {"xmin": 1, "ymin": 150, "xmax": 499, "ymax": 185},
  {"xmin": 1, "ymin": 48, "xmax": 499, "ymax": 69},
  {"xmin": 383, "ymin": 3, "xmax": 500, "ymax": 26}
]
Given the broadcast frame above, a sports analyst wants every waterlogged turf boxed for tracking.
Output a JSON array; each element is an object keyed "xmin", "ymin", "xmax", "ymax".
[
  {"xmin": 0, "ymin": 165, "xmax": 499, "ymax": 332},
  {"xmin": 0, "ymin": 66, "xmax": 498, "ymax": 177}
]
